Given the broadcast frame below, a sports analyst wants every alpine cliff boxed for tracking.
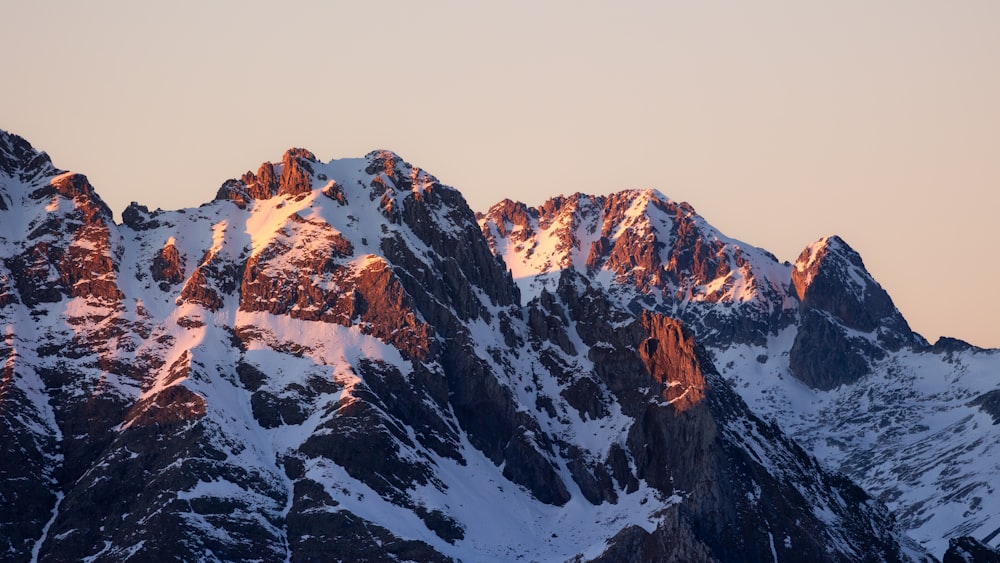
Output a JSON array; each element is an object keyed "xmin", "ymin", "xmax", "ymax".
[
  {"xmin": 479, "ymin": 192, "xmax": 1000, "ymax": 559},
  {"xmin": 1, "ymin": 129, "xmax": 996, "ymax": 562}
]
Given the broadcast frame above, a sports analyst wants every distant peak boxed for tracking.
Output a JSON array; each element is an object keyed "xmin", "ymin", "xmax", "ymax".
[
  {"xmin": 365, "ymin": 148, "xmax": 403, "ymax": 161},
  {"xmin": 363, "ymin": 149, "xmax": 408, "ymax": 179},
  {"xmin": 616, "ymin": 188, "xmax": 690, "ymax": 210},
  {"xmin": 815, "ymin": 234, "xmax": 851, "ymax": 252},
  {"xmin": 791, "ymin": 233, "xmax": 915, "ymax": 340},
  {"xmin": 528, "ymin": 188, "xmax": 687, "ymax": 219},
  {"xmin": 793, "ymin": 235, "xmax": 860, "ymax": 279},
  {"xmin": 282, "ymin": 147, "xmax": 317, "ymax": 163},
  {"xmin": 626, "ymin": 187, "xmax": 669, "ymax": 202}
]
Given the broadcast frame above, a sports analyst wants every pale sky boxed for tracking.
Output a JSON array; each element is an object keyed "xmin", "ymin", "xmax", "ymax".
[{"xmin": 2, "ymin": 1, "xmax": 998, "ymax": 347}]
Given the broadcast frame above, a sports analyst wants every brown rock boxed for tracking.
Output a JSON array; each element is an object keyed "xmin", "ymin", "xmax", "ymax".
[
  {"xmin": 277, "ymin": 148, "xmax": 316, "ymax": 197},
  {"xmin": 637, "ymin": 311, "xmax": 706, "ymax": 411},
  {"xmin": 152, "ymin": 240, "xmax": 185, "ymax": 290},
  {"xmin": 254, "ymin": 162, "xmax": 280, "ymax": 199},
  {"xmin": 177, "ymin": 268, "xmax": 224, "ymax": 311},
  {"xmin": 213, "ymin": 179, "xmax": 250, "ymax": 209},
  {"xmin": 124, "ymin": 385, "xmax": 207, "ymax": 427}
]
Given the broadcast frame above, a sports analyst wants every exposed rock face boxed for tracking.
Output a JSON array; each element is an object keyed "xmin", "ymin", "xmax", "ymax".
[
  {"xmin": 636, "ymin": 311, "xmax": 706, "ymax": 410},
  {"xmin": 277, "ymin": 148, "xmax": 317, "ymax": 197},
  {"xmin": 791, "ymin": 236, "xmax": 913, "ymax": 341},
  {"xmin": 151, "ymin": 239, "xmax": 185, "ymax": 289},
  {"xmin": 480, "ymin": 185, "xmax": 1000, "ymax": 559},
  {"xmin": 970, "ymin": 389, "xmax": 1000, "ymax": 424},
  {"xmin": 479, "ymin": 190, "xmax": 797, "ymax": 348},
  {"xmin": 121, "ymin": 202, "xmax": 161, "ymax": 230},
  {"xmin": 252, "ymin": 160, "xmax": 280, "ymax": 199},
  {"xmin": 1, "ymin": 130, "xmax": 135, "ymax": 562},
  {"xmin": 238, "ymin": 213, "xmax": 356, "ymax": 322},
  {"xmin": 789, "ymin": 236, "xmax": 923, "ymax": 389},
  {"xmin": 214, "ymin": 148, "xmax": 319, "ymax": 206},
  {"xmin": 7, "ymin": 172, "xmax": 122, "ymax": 306},
  {"xmin": 0, "ymin": 130, "xmax": 935, "ymax": 562},
  {"xmin": 788, "ymin": 308, "xmax": 880, "ymax": 390},
  {"xmin": 0, "ymin": 130, "xmax": 60, "ymax": 182}
]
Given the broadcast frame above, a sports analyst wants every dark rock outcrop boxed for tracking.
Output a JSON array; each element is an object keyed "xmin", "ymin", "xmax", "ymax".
[
  {"xmin": 933, "ymin": 336, "xmax": 984, "ymax": 354},
  {"xmin": 791, "ymin": 236, "xmax": 910, "ymax": 339},
  {"xmin": 943, "ymin": 536, "xmax": 1000, "ymax": 563},
  {"xmin": 970, "ymin": 389, "xmax": 1000, "ymax": 424},
  {"xmin": 121, "ymin": 202, "xmax": 161, "ymax": 230},
  {"xmin": 789, "ymin": 236, "xmax": 922, "ymax": 389},
  {"xmin": 0, "ymin": 130, "xmax": 60, "ymax": 182}
]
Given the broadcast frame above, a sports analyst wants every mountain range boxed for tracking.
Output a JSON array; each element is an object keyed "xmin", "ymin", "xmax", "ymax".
[{"xmin": 1, "ymin": 129, "xmax": 998, "ymax": 562}]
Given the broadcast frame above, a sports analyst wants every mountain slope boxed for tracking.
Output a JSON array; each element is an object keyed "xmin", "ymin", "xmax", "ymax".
[
  {"xmin": 479, "ymin": 191, "xmax": 798, "ymax": 348},
  {"xmin": 0, "ymin": 130, "xmax": 927, "ymax": 562},
  {"xmin": 481, "ymin": 190, "xmax": 1000, "ymax": 558}
]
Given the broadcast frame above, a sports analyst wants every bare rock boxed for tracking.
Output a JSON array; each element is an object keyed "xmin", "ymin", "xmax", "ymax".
[
  {"xmin": 789, "ymin": 236, "xmax": 922, "ymax": 388},
  {"xmin": 121, "ymin": 202, "xmax": 161, "ymax": 230},
  {"xmin": 151, "ymin": 240, "xmax": 185, "ymax": 290},
  {"xmin": 970, "ymin": 389, "xmax": 1000, "ymax": 424},
  {"xmin": 277, "ymin": 148, "xmax": 316, "ymax": 197}
]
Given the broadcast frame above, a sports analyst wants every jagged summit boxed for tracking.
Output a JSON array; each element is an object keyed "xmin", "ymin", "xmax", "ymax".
[
  {"xmin": 480, "ymin": 188, "xmax": 797, "ymax": 347},
  {"xmin": 0, "ymin": 130, "xmax": 115, "ymax": 225},
  {"xmin": 209, "ymin": 147, "xmax": 457, "ymax": 210},
  {"xmin": 788, "ymin": 234, "xmax": 924, "ymax": 389},
  {"xmin": 4, "ymin": 129, "xmax": 998, "ymax": 560},
  {"xmin": 794, "ymin": 235, "xmax": 875, "ymax": 304},
  {"xmin": 791, "ymin": 233, "xmax": 919, "ymax": 341},
  {"xmin": 0, "ymin": 129, "xmax": 60, "ymax": 187}
]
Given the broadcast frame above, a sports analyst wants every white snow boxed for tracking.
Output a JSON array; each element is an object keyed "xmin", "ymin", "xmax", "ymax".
[
  {"xmin": 716, "ymin": 334, "xmax": 1000, "ymax": 557},
  {"xmin": 5, "ymin": 144, "xmax": 987, "ymax": 562},
  {"xmin": 30, "ymin": 492, "xmax": 63, "ymax": 563}
]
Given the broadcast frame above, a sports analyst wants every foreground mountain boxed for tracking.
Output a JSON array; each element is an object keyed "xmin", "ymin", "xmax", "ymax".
[
  {"xmin": 0, "ymin": 129, "xmax": 935, "ymax": 561},
  {"xmin": 480, "ymin": 192, "xmax": 1000, "ymax": 558}
]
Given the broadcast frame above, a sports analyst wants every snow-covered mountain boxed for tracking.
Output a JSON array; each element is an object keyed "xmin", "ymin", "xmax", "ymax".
[
  {"xmin": 0, "ymin": 128, "xmax": 992, "ymax": 562},
  {"xmin": 479, "ymin": 191, "xmax": 1000, "ymax": 559}
]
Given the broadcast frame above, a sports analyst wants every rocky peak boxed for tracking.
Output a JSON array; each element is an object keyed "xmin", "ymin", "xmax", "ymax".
[
  {"xmin": 0, "ymin": 130, "xmax": 60, "ymax": 186},
  {"xmin": 247, "ymin": 160, "xmax": 280, "ymax": 199},
  {"xmin": 942, "ymin": 536, "xmax": 1000, "ymax": 562},
  {"xmin": 789, "ymin": 235, "xmax": 923, "ymax": 389},
  {"xmin": 215, "ymin": 147, "xmax": 319, "ymax": 206},
  {"xmin": 1, "ymin": 131, "xmax": 943, "ymax": 562},
  {"xmin": 793, "ymin": 236, "xmax": 882, "ymax": 325},
  {"xmin": 477, "ymin": 198, "xmax": 538, "ymax": 253},
  {"xmin": 0, "ymin": 132, "xmax": 122, "ymax": 309},
  {"xmin": 481, "ymin": 188, "xmax": 797, "ymax": 346},
  {"xmin": 35, "ymin": 172, "xmax": 115, "ymax": 223},
  {"xmin": 791, "ymin": 235, "xmax": 916, "ymax": 343},
  {"xmin": 277, "ymin": 147, "xmax": 317, "ymax": 196},
  {"xmin": 931, "ymin": 336, "xmax": 983, "ymax": 354}
]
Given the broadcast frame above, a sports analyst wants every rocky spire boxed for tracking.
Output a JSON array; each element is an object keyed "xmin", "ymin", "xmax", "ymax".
[{"xmin": 789, "ymin": 235, "xmax": 923, "ymax": 389}]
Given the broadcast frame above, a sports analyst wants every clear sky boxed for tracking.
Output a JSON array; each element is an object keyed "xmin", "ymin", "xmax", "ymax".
[{"xmin": 3, "ymin": 1, "xmax": 998, "ymax": 347}]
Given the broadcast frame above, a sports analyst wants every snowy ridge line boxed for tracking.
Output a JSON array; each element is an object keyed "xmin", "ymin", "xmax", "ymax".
[{"xmin": 1, "ymin": 131, "xmax": 954, "ymax": 561}]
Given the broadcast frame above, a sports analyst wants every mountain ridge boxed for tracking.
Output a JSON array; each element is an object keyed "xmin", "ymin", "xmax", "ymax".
[
  {"xmin": 480, "ymin": 183, "xmax": 1000, "ymax": 556},
  {"xmin": 2, "ymin": 128, "xmax": 997, "ymax": 561}
]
